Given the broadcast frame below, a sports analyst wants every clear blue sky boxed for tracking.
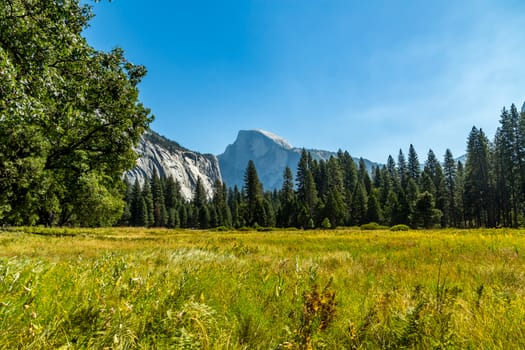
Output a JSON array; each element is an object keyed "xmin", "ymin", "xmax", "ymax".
[{"xmin": 83, "ymin": 0, "xmax": 525, "ymax": 162}]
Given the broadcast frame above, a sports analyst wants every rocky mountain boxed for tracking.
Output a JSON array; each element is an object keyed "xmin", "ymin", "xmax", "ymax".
[
  {"xmin": 521, "ymin": 101, "xmax": 525, "ymax": 114},
  {"xmin": 125, "ymin": 131, "xmax": 221, "ymax": 200},
  {"xmin": 218, "ymin": 129, "xmax": 377, "ymax": 190}
]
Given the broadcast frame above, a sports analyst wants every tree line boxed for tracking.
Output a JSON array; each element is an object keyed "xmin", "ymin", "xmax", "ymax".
[
  {"xmin": 2, "ymin": 1, "xmax": 524, "ymax": 229},
  {"xmin": 120, "ymin": 103, "xmax": 525, "ymax": 229}
]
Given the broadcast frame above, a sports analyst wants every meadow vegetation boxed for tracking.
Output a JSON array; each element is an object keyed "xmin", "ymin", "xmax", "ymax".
[{"xmin": 1, "ymin": 227, "xmax": 525, "ymax": 349}]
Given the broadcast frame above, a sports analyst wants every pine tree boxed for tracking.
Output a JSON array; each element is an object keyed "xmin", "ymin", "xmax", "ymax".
[
  {"xmin": 278, "ymin": 167, "xmax": 297, "ymax": 227},
  {"xmin": 494, "ymin": 105, "xmax": 522, "ymax": 226},
  {"xmin": 229, "ymin": 186, "xmax": 244, "ymax": 228},
  {"xmin": 243, "ymin": 160, "xmax": 263, "ymax": 226},
  {"xmin": 351, "ymin": 181, "xmax": 368, "ymax": 225},
  {"xmin": 406, "ymin": 178, "xmax": 419, "ymax": 227},
  {"xmin": 407, "ymin": 144, "xmax": 421, "ymax": 183},
  {"xmin": 302, "ymin": 170, "xmax": 319, "ymax": 226},
  {"xmin": 455, "ymin": 161, "xmax": 466, "ymax": 227},
  {"xmin": 366, "ymin": 189, "xmax": 383, "ymax": 224},
  {"xmin": 464, "ymin": 127, "xmax": 493, "ymax": 227},
  {"xmin": 167, "ymin": 208, "xmax": 180, "ymax": 228},
  {"xmin": 358, "ymin": 158, "xmax": 372, "ymax": 194},
  {"xmin": 165, "ymin": 176, "xmax": 182, "ymax": 212},
  {"xmin": 339, "ymin": 150, "xmax": 358, "ymax": 225},
  {"xmin": 398, "ymin": 149, "xmax": 408, "ymax": 187},
  {"xmin": 130, "ymin": 179, "xmax": 143, "ymax": 226},
  {"xmin": 296, "ymin": 151, "xmax": 318, "ymax": 227},
  {"xmin": 296, "ymin": 149, "xmax": 309, "ymax": 198},
  {"xmin": 150, "ymin": 170, "xmax": 167, "ymax": 227},
  {"xmin": 413, "ymin": 191, "xmax": 441, "ymax": 228},
  {"xmin": 199, "ymin": 206, "xmax": 211, "ymax": 229},
  {"xmin": 443, "ymin": 149, "xmax": 457, "ymax": 227},
  {"xmin": 142, "ymin": 182, "xmax": 154, "ymax": 227},
  {"xmin": 193, "ymin": 177, "xmax": 208, "ymax": 209},
  {"xmin": 383, "ymin": 189, "xmax": 399, "ymax": 226},
  {"xmin": 212, "ymin": 179, "xmax": 232, "ymax": 227},
  {"xmin": 378, "ymin": 166, "xmax": 392, "ymax": 210},
  {"xmin": 420, "ymin": 171, "xmax": 436, "ymax": 199},
  {"xmin": 386, "ymin": 155, "xmax": 398, "ymax": 186},
  {"xmin": 325, "ymin": 157, "xmax": 346, "ymax": 226},
  {"xmin": 118, "ymin": 180, "xmax": 133, "ymax": 226},
  {"xmin": 179, "ymin": 205, "xmax": 188, "ymax": 228}
]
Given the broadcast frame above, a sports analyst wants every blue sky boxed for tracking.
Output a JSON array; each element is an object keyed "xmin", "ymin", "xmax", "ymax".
[{"xmin": 83, "ymin": 0, "xmax": 525, "ymax": 162}]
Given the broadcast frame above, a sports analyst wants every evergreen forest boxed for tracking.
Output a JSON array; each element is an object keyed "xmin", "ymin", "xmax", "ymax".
[{"xmin": 121, "ymin": 103, "xmax": 525, "ymax": 229}]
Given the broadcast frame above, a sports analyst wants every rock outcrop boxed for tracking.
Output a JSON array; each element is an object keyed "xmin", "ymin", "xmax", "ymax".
[
  {"xmin": 125, "ymin": 131, "xmax": 221, "ymax": 200},
  {"xmin": 218, "ymin": 129, "xmax": 377, "ymax": 190}
]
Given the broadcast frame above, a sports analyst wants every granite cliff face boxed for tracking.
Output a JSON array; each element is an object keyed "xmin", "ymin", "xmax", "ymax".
[
  {"xmin": 128, "ymin": 129, "xmax": 378, "ymax": 197},
  {"xmin": 218, "ymin": 130, "xmax": 303, "ymax": 190},
  {"xmin": 218, "ymin": 129, "xmax": 376, "ymax": 190},
  {"xmin": 125, "ymin": 131, "xmax": 221, "ymax": 200}
]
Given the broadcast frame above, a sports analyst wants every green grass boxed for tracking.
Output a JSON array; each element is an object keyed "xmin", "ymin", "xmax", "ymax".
[{"xmin": 1, "ymin": 227, "xmax": 525, "ymax": 348}]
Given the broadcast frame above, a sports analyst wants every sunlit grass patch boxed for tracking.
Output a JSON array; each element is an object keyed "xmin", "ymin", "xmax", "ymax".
[{"xmin": 1, "ymin": 227, "xmax": 525, "ymax": 348}]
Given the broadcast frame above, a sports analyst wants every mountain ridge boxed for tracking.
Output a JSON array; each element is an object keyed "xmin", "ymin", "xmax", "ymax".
[
  {"xmin": 128, "ymin": 129, "xmax": 380, "ymax": 197},
  {"xmin": 218, "ymin": 129, "xmax": 378, "ymax": 190}
]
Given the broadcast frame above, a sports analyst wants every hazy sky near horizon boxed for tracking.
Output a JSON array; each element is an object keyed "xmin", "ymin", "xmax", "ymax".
[{"xmin": 84, "ymin": 0, "xmax": 525, "ymax": 162}]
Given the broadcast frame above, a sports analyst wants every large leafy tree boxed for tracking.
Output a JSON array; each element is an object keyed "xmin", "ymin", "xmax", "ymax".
[{"xmin": 0, "ymin": 0, "xmax": 152, "ymax": 225}]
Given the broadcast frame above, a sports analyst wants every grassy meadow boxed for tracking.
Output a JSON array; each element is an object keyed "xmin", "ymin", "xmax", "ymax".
[{"xmin": 1, "ymin": 227, "xmax": 525, "ymax": 349}]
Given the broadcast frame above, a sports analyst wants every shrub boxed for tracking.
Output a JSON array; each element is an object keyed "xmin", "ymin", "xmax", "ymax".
[
  {"xmin": 360, "ymin": 222, "xmax": 387, "ymax": 230},
  {"xmin": 321, "ymin": 218, "xmax": 331, "ymax": 229},
  {"xmin": 390, "ymin": 224, "xmax": 410, "ymax": 231}
]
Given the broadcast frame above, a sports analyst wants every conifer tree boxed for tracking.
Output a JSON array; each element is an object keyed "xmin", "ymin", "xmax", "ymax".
[
  {"xmin": 130, "ymin": 179, "xmax": 143, "ymax": 226},
  {"xmin": 142, "ymin": 181, "xmax": 154, "ymax": 227},
  {"xmin": 351, "ymin": 181, "xmax": 368, "ymax": 225},
  {"xmin": 229, "ymin": 185, "xmax": 244, "ymax": 228},
  {"xmin": 406, "ymin": 178, "xmax": 419, "ymax": 227},
  {"xmin": 150, "ymin": 170, "xmax": 167, "ymax": 227},
  {"xmin": 165, "ymin": 176, "xmax": 182, "ymax": 212},
  {"xmin": 243, "ymin": 160, "xmax": 263, "ymax": 226},
  {"xmin": 193, "ymin": 177, "xmax": 208, "ymax": 209},
  {"xmin": 339, "ymin": 150, "xmax": 358, "ymax": 224},
  {"xmin": 199, "ymin": 206, "xmax": 211, "ymax": 229},
  {"xmin": 386, "ymin": 155, "xmax": 398, "ymax": 185},
  {"xmin": 455, "ymin": 161, "xmax": 466, "ymax": 227},
  {"xmin": 413, "ymin": 191, "xmax": 441, "ymax": 228},
  {"xmin": 324, "ymin": 157, "xmax": 346, "ymax": 226},
  {"xmin": 407, "ymin": 144, "xmax": 421, "ymax": 183},
  {"xmin": 443, "ymin": 149, "xmax": 457, "ymax": 227},
  {"xmin": 296, "ymin": 149, "xmax": 309, "ymax": 198},
  {"xmin": 302, "ymin": 170, "xmax": 319, "ymax": 226},
  {"xmin": 464, "ymin": 127, "xmax": 493, "ymax": 227},
  {"xmin": 118, "ymin": 180, "xmax": 133, "ymax": 226},
  {"xmin": 358, "ymin": 158, "xmax": 372, "ymax": 194},
  {"xmin": 366, "ymin": 189, "xmax": 383, "ymax": 224},
  {"xmin": 278, "ymin": 167, "xmax": 297, "ymax": 227},
  {"xmin": 398, "ymin": 149, "xmax": 408, "ymax": 187},
  {"xmin": 212, "ymin": 180, "xmax": 232, "ymax": 227}
]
